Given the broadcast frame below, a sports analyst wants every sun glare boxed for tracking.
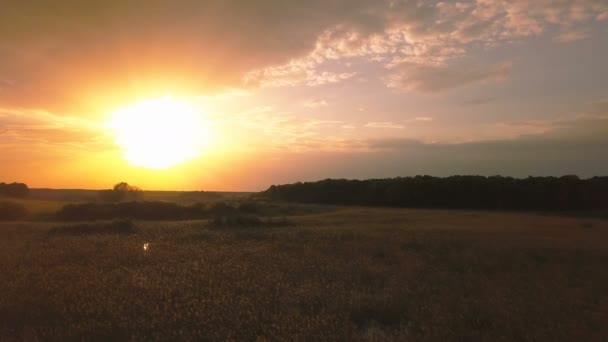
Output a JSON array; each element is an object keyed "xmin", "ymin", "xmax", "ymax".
[{"xmin": 109, "ymin": 97, "xmax": 211, "ymax": 169}]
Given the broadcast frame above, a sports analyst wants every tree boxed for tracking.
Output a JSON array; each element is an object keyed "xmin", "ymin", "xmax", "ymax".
[
  {"xmin": 98, "ymin": 182, "xmax": 143, "ymax": 202},
  {"xmin": 0, "ymin": 182, "xmax": 30, "ymax": 198}
]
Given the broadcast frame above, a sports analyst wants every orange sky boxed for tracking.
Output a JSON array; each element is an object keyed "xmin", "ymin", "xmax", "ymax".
[{"xmin": 1, "ymin": 1, "xmax": 608, "ymax": 191}]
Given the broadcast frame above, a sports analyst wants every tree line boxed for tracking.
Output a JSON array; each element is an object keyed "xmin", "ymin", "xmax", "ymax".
[
  {"xmin": 262, "ymin": 175, "xmax": 608, "ymax": 211},
  {"xmin": 0, "ymin": 182, "xmax": 29, "ymax": 198}
]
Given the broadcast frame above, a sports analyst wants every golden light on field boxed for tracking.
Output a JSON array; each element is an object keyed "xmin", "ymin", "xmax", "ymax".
[{"xmin": 108, "ymin": 97, "xmax": 211, "ymax": 170}]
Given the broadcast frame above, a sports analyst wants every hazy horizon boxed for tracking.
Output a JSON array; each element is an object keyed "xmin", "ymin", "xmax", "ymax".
[{"xmin": 1, "ymin": 1, "xmax": 607, "ymax": 191}]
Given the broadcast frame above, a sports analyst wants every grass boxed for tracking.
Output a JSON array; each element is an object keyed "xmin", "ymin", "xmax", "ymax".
[
  {"xmin": 48, "ymin": 219, "xmax": 137, "ymax": 236},
  {"xmin": 0, "ymin": 207, "xmax": 607, "ymax": 340},
  {"xmin": 209, "ymin": 215, "xmax": 294, "ymax": 228},
  {"xmin": 2, "ymin": 198, "xmax": 70, "ymax": 218}
]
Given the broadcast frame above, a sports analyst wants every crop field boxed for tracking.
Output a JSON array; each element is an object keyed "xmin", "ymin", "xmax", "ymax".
[{"xmin": 1, "ymin": 207, "xmax": 607, "ymax": 341}]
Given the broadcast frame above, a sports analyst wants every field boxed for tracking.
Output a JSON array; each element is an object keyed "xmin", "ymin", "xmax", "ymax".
[
  {"xmin": 8, "ymin": 189, "xmax": 252, "ymax": 219},
  {"xmin": 1, "ymin": 207, "xmax": 607, "ymax": 341},
  {"xmin": 3, "ymin": 198, "xmax": 71, "ymax": 218}
]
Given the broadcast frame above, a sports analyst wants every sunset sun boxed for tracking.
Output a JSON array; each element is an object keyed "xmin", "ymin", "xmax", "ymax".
[{"xmin": 108, "ymin": 97, "xmax": 211, "ymax": 170}]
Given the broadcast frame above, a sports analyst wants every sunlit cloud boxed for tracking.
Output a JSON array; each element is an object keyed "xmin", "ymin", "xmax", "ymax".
[
  {"xmin": 365, "ymin": 122, "xmax": 405, "ymax": 129},
  {"xmin": 1, "ymin": 0, "xmax": 604, "ymax": 111}
]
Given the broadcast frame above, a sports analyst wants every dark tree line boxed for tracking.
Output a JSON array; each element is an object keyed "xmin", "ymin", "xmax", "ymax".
[
  {"xmin": 263, "ymin": 176, "xmax": 608, "ymax": 211},
  {"xmin": 0, "ymin": 182, "xmax": 29, "ymax": 198}
]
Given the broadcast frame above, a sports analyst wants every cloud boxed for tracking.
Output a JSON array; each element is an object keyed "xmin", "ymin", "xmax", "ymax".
[
  {"xmin": 222, "ymin": 107, "xmax": 360, "ymax": 152},
  {"xmin": 303, "ymin": 99, "xmax": 328, "ymax": 108},
  {"xmin": 0, "ymin": 1, "xmax": 386, "ymax": 111},
  {"xmin": 370, "ymin": 113, "xmax": 608, "ymax": 151},
  {"xmin": 0, "ymin": 108, "xmax": 106, "ymax": 146},
  {"xmin": 365, "ymin": 122, "xmax": 405, "ymax": 129},
  {"xmin": 0, "ymin": 1, "xmax": 605, "ymax": 112},
  {"xmin": 386, "ymin": 62, "xmax": 512, "ymax": 93},
  {"xmin": 234, "ymin": 114, "xmax": 608, "ymax": 189},
  {"xmin": 555, "ymin": 29, "xmax": 590, "ymax": 42},
  {"xmin": 357, "ymin": 115, "xmax": 608, "ymax": 177},
  {"xmin": 244, "ymin": 61, "xmax": 357, "ymax": 87},
  {"xmin": 591, "ymin": 99, "xmax": 608, "ymax": 113},
  {"xmin": 462, "ymin": 97, "xmax": 497, "ymax": 106}
]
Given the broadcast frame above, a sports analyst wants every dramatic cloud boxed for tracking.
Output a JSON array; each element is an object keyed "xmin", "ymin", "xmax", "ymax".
[
  {"xmin": 1, "ymin": 0, "xmax": 606, "ymax": 112},
  {"xmin": 0, "ymin": 1, "xmax": 607, "ymax": 189},
  {"xmin": 0, "ymin": 0, "xmax": 383, "ymax": 111}
]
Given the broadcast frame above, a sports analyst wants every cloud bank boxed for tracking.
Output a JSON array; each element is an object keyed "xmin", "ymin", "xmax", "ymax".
[{"xmin": 1, "ymin": 0, "xmax": 606, "ymax": 111}]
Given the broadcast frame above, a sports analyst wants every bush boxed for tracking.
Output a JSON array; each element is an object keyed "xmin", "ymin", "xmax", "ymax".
[
  {"xmin": 48, "ymin": 219, "xmax": 136, "ymax": 236},
  {"xmin": 0, "ymin": 201, "xmax": 28, "ymax": 220}
]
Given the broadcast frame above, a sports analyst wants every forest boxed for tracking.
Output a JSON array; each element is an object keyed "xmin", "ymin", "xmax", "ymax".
[{"xmin": 263, "ymin": 175, "xmax": 608, "ymax": 211}]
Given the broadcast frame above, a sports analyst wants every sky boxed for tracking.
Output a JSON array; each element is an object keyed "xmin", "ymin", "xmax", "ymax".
[{"xmin": 1, "ymin": 0, "xmax": 607, "ymax": 191}]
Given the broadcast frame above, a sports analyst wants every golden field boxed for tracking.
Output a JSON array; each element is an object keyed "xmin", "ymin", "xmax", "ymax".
[{"xmin": 1, "ymin": 207, "xmax": 607, "ymax": 341}]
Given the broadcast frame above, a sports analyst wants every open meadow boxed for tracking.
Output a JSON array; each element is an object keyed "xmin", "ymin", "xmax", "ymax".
[{"xmin": 1, "ymin": 206, "xmax": 607, "ymax": 341}]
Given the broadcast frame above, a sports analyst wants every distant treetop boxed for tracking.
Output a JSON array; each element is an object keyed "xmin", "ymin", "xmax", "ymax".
[
  {"xmin": 98, "ymin": 182, "xmax": 143, "ymax": 202},
  {"xmin": 0, "ymin": 182, "xmax": 30, "ymax": 198}
]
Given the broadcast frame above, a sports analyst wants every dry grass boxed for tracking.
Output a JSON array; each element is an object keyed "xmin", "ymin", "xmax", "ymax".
[
  {"xmin": 0, "ymin": 208, "xmax": 607, "ymax": 341},
  {"xmin": 4, "ymin": 198, "xmax": 70, "ymax": 218}
]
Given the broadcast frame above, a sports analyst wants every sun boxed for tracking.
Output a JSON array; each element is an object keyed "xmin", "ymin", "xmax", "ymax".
[{"xmin": 108, "ymin": 97, "xmax": 211, "ymax": 169}]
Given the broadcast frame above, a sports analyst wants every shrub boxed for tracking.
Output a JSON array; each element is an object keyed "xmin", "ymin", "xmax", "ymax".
[{"xmin": 0, "ymin": 201, "xmax": 29, "ymax": 220}]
